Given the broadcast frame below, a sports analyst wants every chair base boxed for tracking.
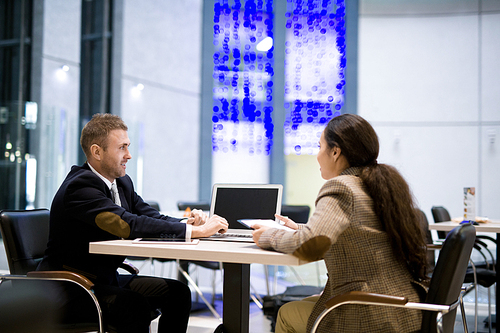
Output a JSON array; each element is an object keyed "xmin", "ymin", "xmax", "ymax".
[{"xmin": 484, "ymin": 314, "xmax": 496, "ymax": 329}]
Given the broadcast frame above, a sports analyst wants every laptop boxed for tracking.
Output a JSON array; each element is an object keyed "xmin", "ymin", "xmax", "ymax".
[{"xmin": 201, "ymin": 183, "xmax": 283, "ymax": 242}]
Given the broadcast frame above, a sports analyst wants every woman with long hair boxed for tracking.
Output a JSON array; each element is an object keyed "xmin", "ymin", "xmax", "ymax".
[{"xmin": 253, "ymin": 114, "xmax": 428, "ymax": 333}]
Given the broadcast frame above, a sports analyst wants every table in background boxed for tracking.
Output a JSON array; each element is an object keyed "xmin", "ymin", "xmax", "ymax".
[
  {"xmin": 89, "ymin": 239, "xmax": 310, "ymax": 333},
  {"xmin": 429, "ymin": 220, "xmax": 500, "ymax": 320}
]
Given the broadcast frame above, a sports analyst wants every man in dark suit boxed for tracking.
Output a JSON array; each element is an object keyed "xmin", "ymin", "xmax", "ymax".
[{"xmin": 37, "ymin": 113, "xmax": 228, "ymax": 333}]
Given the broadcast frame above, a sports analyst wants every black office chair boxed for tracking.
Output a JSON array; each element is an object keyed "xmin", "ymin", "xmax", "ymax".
[
  {"xmin": 431, "ymin": 205, "xmax": 496, "ymax": 330},
  {"xmin": 272, "ymin": 205, "xmax": 312, "ymax": 287},
  {"xmin": 431, "ymin": 206, "xmax": 453, "ymax": 239},
  {"xmin": 311, "ymin": 223, "xmax": 476, "ymax": 333},
  {"xmin": 281, "ymin": 205, "xmax": 310, "ymax": 223},
  {"xmin": 146, "ymin": 201, "xmax": 161, "ymax": 212},
  {"xmin": 416, "ymin": 209, "xmax": 436, "ymax": 273},
  {"xmin": 431, "ymin": 206, "xmax": 497, "ymax": 268},
  {"xmin": 0, "ymin": 209, "xmax": 139, "ymax": 333},
  {"xmin": 421, "ymin": 209, "xmax": 480, "ymax": 331},
  {"xmin": 177, "ymin": 201, "xmax": 210, "ymax": 211}
]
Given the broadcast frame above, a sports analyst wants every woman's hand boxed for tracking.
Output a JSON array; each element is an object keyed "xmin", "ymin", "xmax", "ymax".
[
  {"xmin": 191, "ymin": 214, "xmax": 228, "ymax": 238},
  {"xmin": 185, "ymin": 209, "xmax": 207, "ymax": 226},
  {"xmin": 275, "ymin": 214, "xmax": 299, "ymax": 230},
  {"xmin": 252, "ymin": 224, "xmax": 271, "ymax": 247}
]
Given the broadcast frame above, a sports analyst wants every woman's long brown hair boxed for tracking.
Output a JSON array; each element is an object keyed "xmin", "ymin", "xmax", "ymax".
[{"xmin": 324, "ymin": 114, "xmax": 428, "ymax": 281}]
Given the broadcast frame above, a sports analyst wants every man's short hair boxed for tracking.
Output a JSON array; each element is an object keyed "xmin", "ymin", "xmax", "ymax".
[{"xmin": 80, "ymin": 113, "xmax": 128, "ymax": 159}]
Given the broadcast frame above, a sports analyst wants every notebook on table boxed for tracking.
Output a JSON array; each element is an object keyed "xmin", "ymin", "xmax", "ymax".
[{"xmin": 201, "ymin": 183, "xmax": 283, "ymax": 242}]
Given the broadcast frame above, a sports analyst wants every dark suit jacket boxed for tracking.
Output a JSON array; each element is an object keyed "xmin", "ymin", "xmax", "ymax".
[{"xmin": 38, "ymin": 163, "xmax": 186, "ymax": 286}]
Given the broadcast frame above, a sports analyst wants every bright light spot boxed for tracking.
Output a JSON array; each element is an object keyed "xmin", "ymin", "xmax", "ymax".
[
  {"xmin": 26, "ymin": 157, "xmax": 37, "ymax": 207},
  {"xmin": 25, "ymin": 101, "xmax": 38, "ymax": 129},
  {"xmin": 61, "ymin": 65, "xmax": 70, "ymax": 72},
  {"xmin": 56, "ymin": 66, "xmax": 68, "ymax": 80},
  {"xmin": 256, "ymin": 37, "xmax": 273, "ymax": 52},
  {"xmin": 131, "ymin": 83, "xmax": 144, "ymax": 98}
]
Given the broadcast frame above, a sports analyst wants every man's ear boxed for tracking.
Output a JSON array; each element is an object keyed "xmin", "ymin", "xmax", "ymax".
[{"xmin": 90, "ymin": 144, "xmax": 101, "ymax": 161}]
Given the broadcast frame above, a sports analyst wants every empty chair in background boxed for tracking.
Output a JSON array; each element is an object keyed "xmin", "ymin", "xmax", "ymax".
[
  {"xmin": 416, "ymin": 209, "xmax": 436, "ymax": 274},
  {"xmin": 281, "ymin": 205, "xmax": 310, "ymax": 224},
  {"xmin": 431, "ymin": 205, "xmax": 496, "ymax": 331},
  {"xmin": 177, "ymin": 202, "xmax": 210, "ymax": 212}
]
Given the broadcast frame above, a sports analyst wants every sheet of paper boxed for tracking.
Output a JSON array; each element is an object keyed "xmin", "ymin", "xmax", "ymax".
[
  {"xmin": 132, "ymin": 238, "xmax": 200, "ymax": 245},
  {"xmin": 237, "ymin": 219, "xmax": 294, "ymax": 231}
]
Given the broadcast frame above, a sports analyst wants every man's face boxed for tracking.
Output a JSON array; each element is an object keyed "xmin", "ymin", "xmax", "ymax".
[{"xmin": 100, "ymin": 129, "xmax": 132, "ymax": 182}]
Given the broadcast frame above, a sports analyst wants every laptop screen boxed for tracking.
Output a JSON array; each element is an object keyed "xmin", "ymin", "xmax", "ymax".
[{"xmin": 210, "ymin": 184, "xmax": 283, "ymax": 229}]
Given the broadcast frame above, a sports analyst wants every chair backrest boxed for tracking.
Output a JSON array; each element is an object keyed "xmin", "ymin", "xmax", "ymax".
[
  {"xmin": 0, "ymin": 209, "xmax": 50, "ymax": 275},
  {"xmin": 146, "ymin": 201, "xmax": 161, "ymax": 211},
  {"xmin": 421, "ymin": 223, "xmax": 476, "ymax": 333},
  {"xmin": 281, "ymin": 205, "xmax": 310, "ymax": 223},
  {"xmin": 416, "ymin": 209, "xmax": 435, "ymax": 272},
  {"xmin": 431, "ymin": 206, "xmax": 452, "ymax": 239},
  {"xmin": 177, "ymin": 201, "xmax": 210, "ymax": 211}
]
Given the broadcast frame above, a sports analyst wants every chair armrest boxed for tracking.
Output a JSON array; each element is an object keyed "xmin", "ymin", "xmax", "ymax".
[
  {"xmin": 324, "ymin": 291, "xmax": 407, "ymax": 308},
  {"xmin": 311, "ymin": 290, "xmax": 457, "ymax": 333},
  {"xmin": 2, "ymin": 272, "xmax": 105, "ymax": 333},
  {"xmin": 476, "ymin": 235, "xmax": 496, "ymax": 244},
  {"xmin": 427, "ymin": 243, "xmax": 442, "ymax": 250},
  {"xmin": 323, "ymin": 290, "xmax": 455, "ymax": 313},
  {"xmin": 27, "ymin": 271, "xmax": 94, "ymax": 290},
  {"xmin": 120, "ymin": 261, "xmax": 140, "ymax": 274}
]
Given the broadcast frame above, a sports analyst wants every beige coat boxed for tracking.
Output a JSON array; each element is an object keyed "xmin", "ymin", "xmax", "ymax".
[{"xmin": 259, "ymin": 167, "xmax": 424, "ymax": 333}]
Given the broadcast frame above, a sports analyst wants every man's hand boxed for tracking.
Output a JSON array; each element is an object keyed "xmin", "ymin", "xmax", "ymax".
[
  {"xmin": 191, "ymin": 214, "xmax": 229, "ymax": 238},
  {"xmin": 185, "ymin": 209, "xmax": 207, "ymax": 226}
]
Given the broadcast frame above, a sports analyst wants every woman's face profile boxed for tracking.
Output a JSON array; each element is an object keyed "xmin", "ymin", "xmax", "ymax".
[{"xmin": 317, "ymin": 131, "xmax": 337, "ymax": 180}]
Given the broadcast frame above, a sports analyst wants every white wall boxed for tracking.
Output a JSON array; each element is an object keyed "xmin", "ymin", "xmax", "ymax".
[
  {"xmin": 358, "ymin": 1, "xmax": 500, "ymax": 221},
  {"xmin": 120, "ymin": 0, "xmax": 203, "ymax": 211}
]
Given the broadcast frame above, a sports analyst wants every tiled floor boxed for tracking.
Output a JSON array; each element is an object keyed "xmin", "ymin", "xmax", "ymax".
[
  {"xmin": 181, "ymin": 300, "xmax": 272, "ymax": 333},
  {"xmin": 132, "ymin": 258, "xmax": 295, "ymax": 333},
  {"xmin": 139, "ymin": 259, "xmax": 496, "ymax": 333},
  {"xmin": 181, "ymin": 295, "xmax": 497, "ymax": 333}
]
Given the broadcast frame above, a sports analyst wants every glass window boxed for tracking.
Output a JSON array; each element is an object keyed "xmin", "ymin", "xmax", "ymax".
[
  {"xmin": 79, "ymin": 0, "xmax": 113, "ymax": 164},
  {"xmin": 0, "ymin": 0, "xmax": 33, "ymax": 209}
]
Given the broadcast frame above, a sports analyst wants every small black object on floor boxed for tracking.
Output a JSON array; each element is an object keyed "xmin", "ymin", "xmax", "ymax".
[{"xmin": 262, "ymin": 285, "xmax": 323, "ymax": 332}]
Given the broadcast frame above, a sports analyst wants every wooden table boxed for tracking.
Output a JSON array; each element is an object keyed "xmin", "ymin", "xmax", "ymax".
[
  {"xmin": 429, "ymin": 220, "xmax": 500, "ymax": 320},
  {"xmin": 89, "ymin": 239, "xmax": 310, "ymax": 333},
  {"xmin": 428, "ymin": 220, "xmax": 500, "ymax": 234}
]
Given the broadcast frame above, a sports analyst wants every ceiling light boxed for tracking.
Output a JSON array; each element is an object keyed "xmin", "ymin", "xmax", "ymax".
[{"xmin": 256, "ymin": 37, "xmax": 273, "ymax": 52}]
